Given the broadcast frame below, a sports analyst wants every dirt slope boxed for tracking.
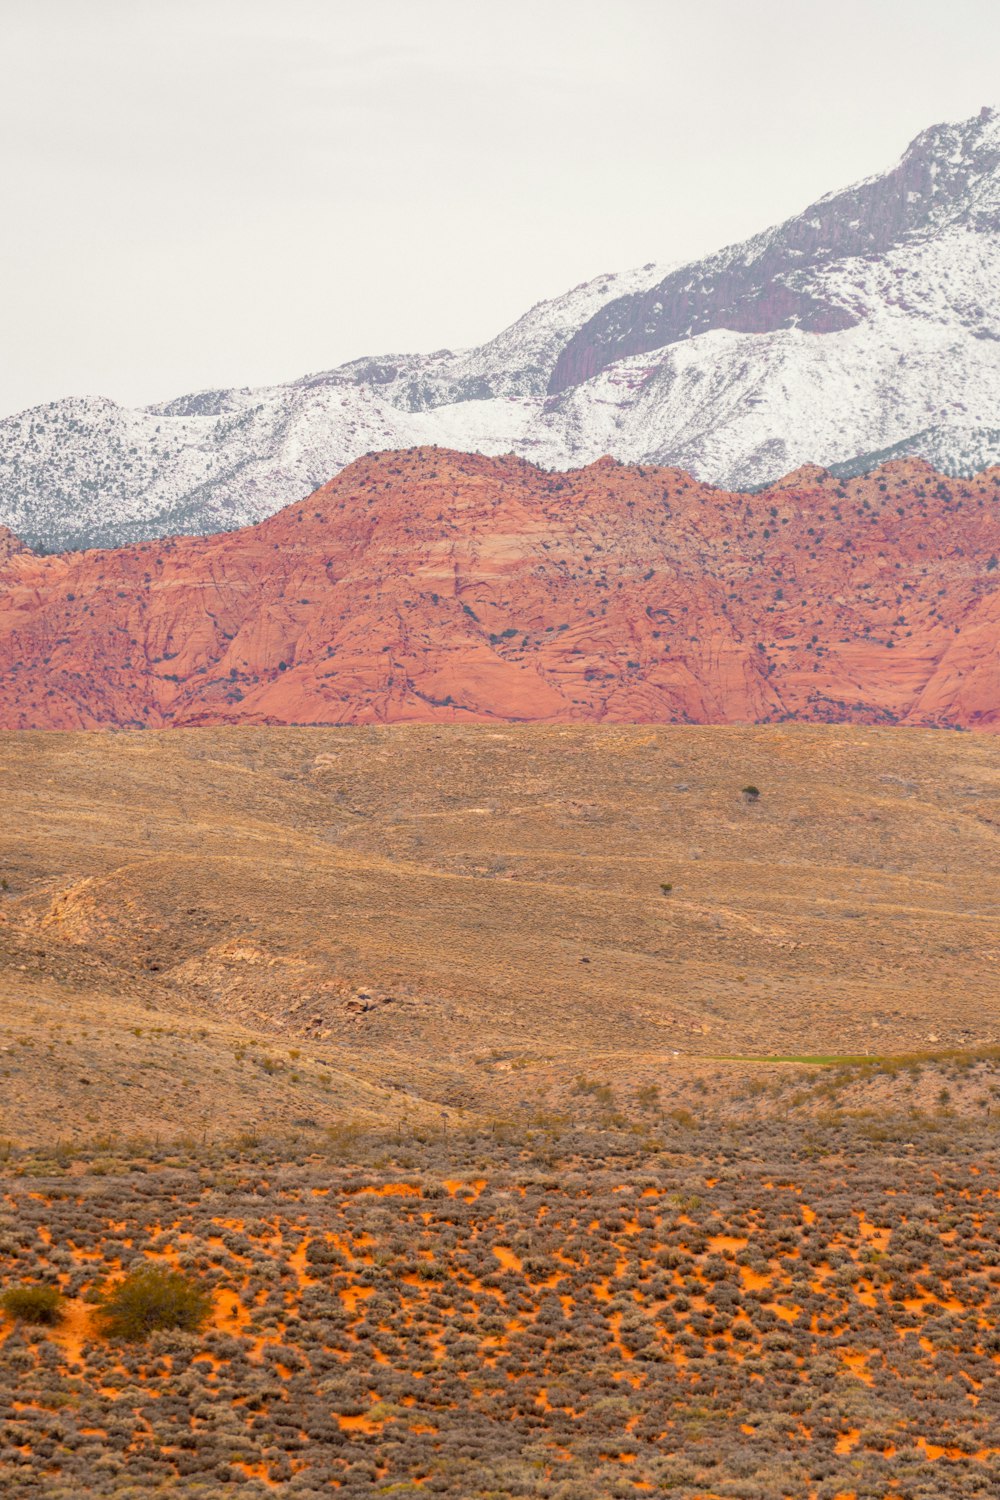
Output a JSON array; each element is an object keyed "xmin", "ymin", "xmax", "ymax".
[
  {"xmin": 1, "ymin": 724, "xmax": 998, "ymax": 1143},
  {"xmin": 0, "ymin": 449, "xmax": 998, "ymax": 730}
]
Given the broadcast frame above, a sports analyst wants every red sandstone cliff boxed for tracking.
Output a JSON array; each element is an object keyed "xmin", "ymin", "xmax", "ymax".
[{"xmin": 0, "ymin": 448, "xmax": 998, "ymax": 731}]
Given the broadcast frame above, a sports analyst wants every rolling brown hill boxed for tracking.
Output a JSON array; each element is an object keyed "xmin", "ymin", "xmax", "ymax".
[
  {"xmin": 1, "ymin": 723, "xmax": 998, "ymax": 1145},
  {"xmin": 0, "ymin": 448, "xmax": 998, "ymax": 731}
]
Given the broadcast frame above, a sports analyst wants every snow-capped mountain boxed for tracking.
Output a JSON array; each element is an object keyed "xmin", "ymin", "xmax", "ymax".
[{"xmin": 3, "ymin": 107, "xmax": 999, "ymax": 551}]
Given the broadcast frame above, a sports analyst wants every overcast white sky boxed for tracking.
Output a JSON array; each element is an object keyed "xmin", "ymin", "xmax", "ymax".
[{"xmin": 1, "ymin": 0, "xmax": 998, "ymax": 416}]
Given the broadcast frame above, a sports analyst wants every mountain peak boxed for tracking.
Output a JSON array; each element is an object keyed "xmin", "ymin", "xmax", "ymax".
[
  {"xmin": 887, "ymin": 105, "xmax": 1000, "ymax": 229},
  {"xmin": 548, "ymin": 108, "xmax": 1000, "ymax": 396}
]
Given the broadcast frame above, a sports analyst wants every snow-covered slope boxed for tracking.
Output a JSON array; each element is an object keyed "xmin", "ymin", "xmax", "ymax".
[
  {"xmin": 2, "ymin": 108, "xmax": 999, "ymax": 550},
  {"xmin": 0, "ymin": 262, "xmax": 672, "ymax": 550},
  {"xmin": 829, "ymin": 425, "xmax": 1000, "ymax": 481},
  {"xmin": 549, "ymin": 108, "xmax": 1000, "ymax": 393}
]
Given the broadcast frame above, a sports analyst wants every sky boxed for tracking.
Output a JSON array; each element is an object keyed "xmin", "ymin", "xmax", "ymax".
[{"xmin": 2, "ymin": 0, "xmax": 999, "ymax": 417}]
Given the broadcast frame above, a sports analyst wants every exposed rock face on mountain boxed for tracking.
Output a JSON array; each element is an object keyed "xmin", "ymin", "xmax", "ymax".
[
  {"xmin": 1, "ymin": 109, "xmax": 998, "ymax": 551},
  {"xmin": 548, "ymin": 108, "xmax": 1000, "ymax": 392},
  {"xmin": 1, "ymin": 449, "xmax": 997, "ymax": 732}
]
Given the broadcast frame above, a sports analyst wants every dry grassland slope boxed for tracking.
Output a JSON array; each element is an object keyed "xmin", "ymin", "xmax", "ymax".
[{"xmin": 1, "ymin": 724, "xmax": 998, "ymax": 1145}]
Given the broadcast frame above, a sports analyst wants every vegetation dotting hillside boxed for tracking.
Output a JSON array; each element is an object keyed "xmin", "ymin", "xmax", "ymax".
[
  {"xmin": 1, "ymin": 1098, "xmax": 999, "ymax": 1498},
  {"xmin": 1, "ymin": 725, "xmax": 999, "ymax": 1146},
  {"xmin": 0, "ymin": 449, "xmax": 999, "ymax": 729}
]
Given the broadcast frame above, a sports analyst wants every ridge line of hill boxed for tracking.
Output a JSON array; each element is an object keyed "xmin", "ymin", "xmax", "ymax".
[{"xmin": 1, "ymin": 446, "xmax": 998, "ymax": 732}]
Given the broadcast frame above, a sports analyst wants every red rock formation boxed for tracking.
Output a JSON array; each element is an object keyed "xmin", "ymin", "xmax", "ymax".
[{"xmin": 0, "ymin": 448, "xmax": 998, "ymax": 731}]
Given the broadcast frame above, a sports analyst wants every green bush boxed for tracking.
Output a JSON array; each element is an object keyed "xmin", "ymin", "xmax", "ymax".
[
  {"xmin": 94, "ymin": 1267, "xmax": 212, "ymax": 1340},
  {"xmin": 1, "ymin": 1284, "xmax": 62, "ymax": 1324}
]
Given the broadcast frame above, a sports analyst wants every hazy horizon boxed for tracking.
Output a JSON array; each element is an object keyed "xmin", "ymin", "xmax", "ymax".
[{"xmin": 2, "ymin": 0, "xmax": 999, "ymax": 417}]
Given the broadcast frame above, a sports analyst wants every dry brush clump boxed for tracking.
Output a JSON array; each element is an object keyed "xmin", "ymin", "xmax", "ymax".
[
  {"xmin": 1, "ymin": 1107, "xmax": 999, "ymax": 1496},
  {"xmin": 92, "ymin": 1267, "xmax": 213, "ymax": 1340},
  {"xmin": 0, "ymin": 1285, "xmax": 61, "ymax": 1326}
]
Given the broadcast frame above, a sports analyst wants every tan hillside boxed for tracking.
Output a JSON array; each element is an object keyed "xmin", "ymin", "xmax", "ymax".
[{"xmin": 1, "ymin": 722, "xmax": 998, "ymax": 1145}]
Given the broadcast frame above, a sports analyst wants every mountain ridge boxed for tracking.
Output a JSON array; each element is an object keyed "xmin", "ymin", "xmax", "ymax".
[
  {"xmin": 549, "ymin": 106, "xmax": 1000, "ymax": 392},
  {"xmin": 2, "ymin": 108, "xmax": 999, "ymax": 551},
  {"xmin": 1, "ymin": 447, "xmax": 998, "ymax": 733}
]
